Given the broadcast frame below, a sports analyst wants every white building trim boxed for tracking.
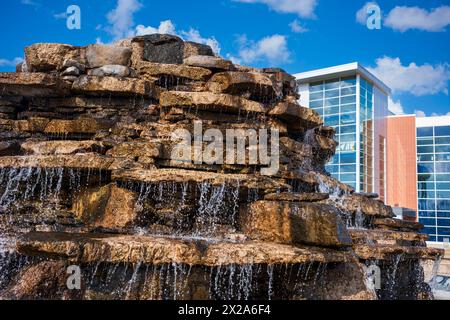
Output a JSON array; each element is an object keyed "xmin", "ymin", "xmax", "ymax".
[{"xmin": 294, "ymin": 62, "xmax": 392, "ymax": 96}]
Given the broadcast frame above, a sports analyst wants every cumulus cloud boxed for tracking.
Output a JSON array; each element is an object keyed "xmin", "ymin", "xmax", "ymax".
[
  {"xmin": 181, "ymin": 28, "xmax": 221, "ymax": 55},
  {"xmin": 385, "ymin": 5, "xmax": 450, "ymax": 32},
  {"xmin": 0, "ymin": 57, "xmax": 23, "ymax": 67},
  {"xmin": 368, "ymin": 57, "xmax": 450, "ymax": 96},
  {"xmin": 234, "ymin": 0, "xmax": 317, "ymax": 18},
  {"xmin": 388, "ymin": 97, "xmax": 404, "ymax": 115},
  {"xmin": 106, "ymin": 0, "xmax": 142, "ymax": 40},
  {"xmin": 289, "ymin": 20, "xmax": 308, "ymax": 33},
  {"xmin": 134, "ymin": 20, "xmax": 221, "ymax": 55},
  {"xmin": 228, "ymin": 34, "xmax": 291, "ymax": 66},
  {"xmin": 135, "ymin": 20, "xmax": 177, "ymax": 36},
  {"xmin": 415, "ymin": 110, "xmax": 427, "ymax": 117}
]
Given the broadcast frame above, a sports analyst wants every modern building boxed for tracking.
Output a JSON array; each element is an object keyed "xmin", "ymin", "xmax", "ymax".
[
  {"xmin": 386, "ymin": 115, "xmax": 450, "ymax": 243},
  {"xmin": 386, "ymin": 114, "xmax": 418, "ymax": 220},
  {"xmin": 295, "ymin": 62, "xmax": 391, "ymax": 198},
  {"xmin": 416, "ymin": 116, "xmax": 450, "ymax": 243}
]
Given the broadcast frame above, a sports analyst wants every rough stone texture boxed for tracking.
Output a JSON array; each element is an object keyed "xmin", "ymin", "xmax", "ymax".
[
  {"xmin": 44, "ymin": 118, "xmax": 113, "ymax": 134},
  {"xmin": 0, "ymin": 73, "xmax": 71, "ymax": 97},
  {"xmin": 0, "ymin": 36, "xmax": 443, "ymax": 301},
  {"xmin": 106, "ymin": 141, "xmax": 162, "ymax": 159},
  {"xmin": 241, "ymin": 201, "xmax": 352, "ymax": 248},
  {"xmin": 25, "ymin": 43, "xmax": 83, "ymax": 72},
  {"xmin": 17, "ymin": 232, "xmax": 355, "ymax": 265},
  {"xmin": 88, "ymin": 65, "xmax": 136, "ymax": 77},
  {"xmin": 72, "ymin": 184, "xmax": 138, "ymax": 230},
  {"xmin": 137, "ymin": 61, "xmax": 212, "ymax": 81},
  {"xmin": 264, "ymin": 192, "xmax": 329, "ymax": 202},
  {"xmin": 21, "ymin": 140, "xmax": 105, "ymax": 155},
  {"xmin": 207, "ymin": 71, "xmax": 281, "ymax": 102},
  {"xmin": 85, "ymin": 44, "xmax": 131, "ymax": 68},
  {"xmin": 183, "ymin": 41, "xmax": 215, "ymax": 59},
  {"xmin": 269, "ymin": 102, "xmax": 324, "ymax": 131},
  {"xmin": 72, "ymin": 75, "xmax": 154, "ymax": 96},
  {"xmin": 133, "ymin": 34, "xmax": 185, "ymax": 64},
  {"xmin": 160, "ymin": 91, "xmax": 266, "ymax": 114},
  {"xmin": 183, "ymin": 55, "xmax": 234, "ymax": 71}
]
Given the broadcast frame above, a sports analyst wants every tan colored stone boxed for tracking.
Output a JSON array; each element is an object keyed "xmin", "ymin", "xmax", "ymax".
[
  {"xmin": 21, "ymin": 140, "xmax": 105, "ymax": 155},
  {"xmin": 72, "ymin": 75, "xmax": 154, "ymax": 96},
  {"xmin": 85, "ymin": 44, "xmax": 131, "ymax": 68},
  {"xmin": 269, "ymin": 102, "xmax": 323, "ymax": 131},
  {"xmin": 137, "ymin": 61, "xmax": 212, "ymax": 81},
  {"xmin": 0, "ymin": 72, "xmax": 71, "ymax": 97},
  {"xmin": 0, "ymin": 154, "xmax": 121, "ymax": 171},
  {"xmin": 106, "ymin": 141, "xmax": 162, "ymax": 159},
  {"xmin": 44, "ymin": 118, "xmax": 113, "ymax": 134},
  {"xmin": 160, "ymin": 91, "xmax": 266, "ymax": 114},
  {"xmin": 17, "ymin": 232, "xmax": 355, "ymax": 265},
  {"xmin": 264, "ymin": 192, "xmax": 329, "ymax": 202},
  {"xmin": 25, "ymin": 43, "xmax": 83, "ymax": 72},
  {"xmin": 183, "ymin": 55, "xmax": 234, "ymax": 71},
  {"xmin": 373, "ymin": 218, "xmax": 424, "ymax": 231},
  {"xmin": 207, "ymin": 71, "xmax": 280, "ymax": 102},
  {"xmin": 72, "ymin": 183, "xmax": 137, "ymax": 230},
  {"xmin": 241, "ymin": 201, "xmax": 352, "ymax": 248}
]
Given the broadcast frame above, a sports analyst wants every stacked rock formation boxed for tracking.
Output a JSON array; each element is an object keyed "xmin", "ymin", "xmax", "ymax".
[{"xmin": 0, "ymin": 34, "xmax": 443, "ymax": 300}]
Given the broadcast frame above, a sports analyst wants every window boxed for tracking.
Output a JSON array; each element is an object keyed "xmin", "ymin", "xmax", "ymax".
[
  {"xmin": 417, "ymin": 146, "xmax": 434, "ymax": 154},
  {"xmin": 310, "ymin": 92, "xmax": 323, "ymax": 101},
  {"xmin": 435, "ymin": 126, "xmax": 450, "ymax": 136},
  {"xmin": 325, "ymin": 89, "xmax": 339, "ymax": 98},
  {"xmin": 417, "ymin": 127, "xmax": 434, "ymax": 137},
  {"xmin": 341, "ymin": 95, "xmax": 356, "ymax": 105},
  {"xmin": 340, "ymin": 104, "xmax": 356, "ymax": 113},
  {"xmin": 435, "ymin": 137, "xmax": 450, "ymax": 145},
  {"xmin": 340, "ymin": 152, "xmax": 357, "ymax": 164},
  {"xmin": 341, "ymin": 77, "xmax": 356, "ymax": 88}
]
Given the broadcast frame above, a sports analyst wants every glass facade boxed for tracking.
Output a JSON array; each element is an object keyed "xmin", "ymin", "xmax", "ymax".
[
  {"xmin": 309, "ymin": 76, "xmax": 358, "ymax": 188},
  {"xmin": 308, "ymin": 75, "xmax": 375, "ymax": 191},
  {"xmin": 359, "ymin": 78, "xmax": 374, "ymax": 193},
  {"xmin": 417, "ymin": 125, "xmax": 450, "ymax": 242}
]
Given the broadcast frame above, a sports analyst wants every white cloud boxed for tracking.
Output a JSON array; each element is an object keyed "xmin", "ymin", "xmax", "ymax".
[
  {"xmin": 229, "ymin": 34, "xmax": 291, "ymax": 65},
  {"xmin": 289, "ymin": 20, "xmax": 308, "ymax": 33},
  {"xmin": 356, "ymin": 2, "xmax": 379, "ymax": 24},
  {"xmin": 234, "ymin": 0, "xmax": 317, "ymax": 18},
  {"xmin": 0, "ymin": 57, "xmax": 23, "ymax": 67},
  {"xmin": 104, "ymin": 2, "xmax": 221, "ymax": 54},
  {"xmin": 385, "ymin": 5, "xmax": 450, "ymax": 32},
  {"xmin": 106, "ymin": 0, "xmax": 142, "ymax": 40},
  {"xmin": 415, "ymin": 110, "xmax": 427, "ymax": 117},
  {"xmin": 181, "ymin": 29, "xmax": 221, "ymax": 55},
  {"xmin": 388, "ymin": 97, "xmax": 404, "ymax": 115},
  {"xmin": 134, "ymin": 20, "xmax": 221, "ymax": 55},
  {"xmin": 135, "ymin": 20, "xmax": 177, "ymax": 36},
  {"xmin": 368, "ymin": 57, "xmax": 450, "ymax": 96}
]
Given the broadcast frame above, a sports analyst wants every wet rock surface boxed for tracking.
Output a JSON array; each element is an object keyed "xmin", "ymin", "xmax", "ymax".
[{"xmin": 0, "ymin": 34, "xmax": 443, "ymax": 300}]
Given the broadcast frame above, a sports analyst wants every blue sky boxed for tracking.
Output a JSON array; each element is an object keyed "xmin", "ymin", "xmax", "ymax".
[{"xmin": 0, "ymin": 0, "xmax": 449, "ymax": 116}]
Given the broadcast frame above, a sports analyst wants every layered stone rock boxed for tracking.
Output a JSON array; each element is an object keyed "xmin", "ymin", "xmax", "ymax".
[
  {"xmin": 241, "ymin": 201, "xmax": 352, "ymax": 248},
  {"xmin": 25, "ymin": 43, "xmax": 83, "ymax": 72},
  {"xmin": 207, "ymin": 72, "xmax": 281, "ymax": 102},
  {"xmin": 72, "ymin": 184, "xmax": 138, "ymax": 230},
  {"xmin": 160, "ymin": 91, "xmax": 266, "ymax": 114},
  {"xmin": 72, "ymin": 75, "xmax": 154, "ymax": 96},
  {"xmin": 137, "ymin": 61, "xmax": 212, "ymax": 81},
  {"xmin": 0, "ymin": 35, "xmax": 443, "ymax": 301},
  {"xmin": 0, "ymin": 73, "xmax": 71, "ymax": 97}
]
